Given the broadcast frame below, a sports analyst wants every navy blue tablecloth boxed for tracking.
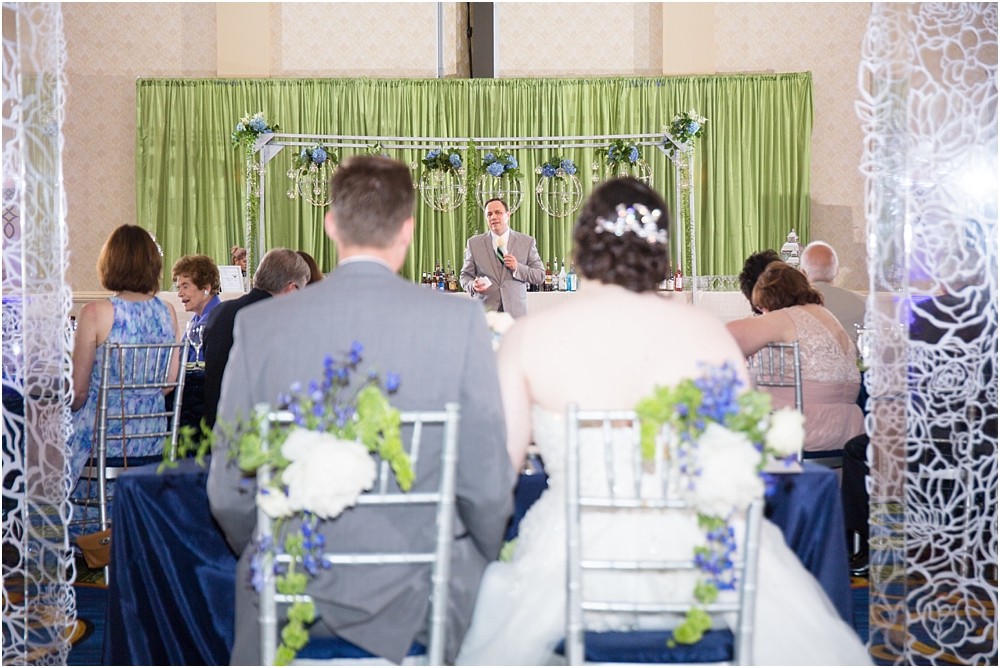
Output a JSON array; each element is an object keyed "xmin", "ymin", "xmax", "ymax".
[
  {"xmin": 102, "ymin": 458, "xmax": 236, "ymax": 665},
  {"xmin": 103, "ymin": 460, "xmax": 850, "ymax": 665}
]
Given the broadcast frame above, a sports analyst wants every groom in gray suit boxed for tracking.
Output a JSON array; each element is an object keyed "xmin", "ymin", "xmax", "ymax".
[
  {"xmin": 460, "ymin": 198, "xmax": 544, "ymax": 317},
  {"xmin": 207, "ymin": 156, "xmax": 516, "ymax": 665}
]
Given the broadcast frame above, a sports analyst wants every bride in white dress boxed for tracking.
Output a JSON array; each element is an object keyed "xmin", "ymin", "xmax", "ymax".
[{"xmin": 455, "ymin": 178, "xmax": 871, "ymax": 666}]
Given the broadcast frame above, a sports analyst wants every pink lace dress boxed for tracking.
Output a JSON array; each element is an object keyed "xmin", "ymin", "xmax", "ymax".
[{"xmin": 766, "ymin": 306, "xmax": 864, "ymax": 452}]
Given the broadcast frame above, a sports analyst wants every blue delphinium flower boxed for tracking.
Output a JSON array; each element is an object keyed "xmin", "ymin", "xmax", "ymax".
[
  {"xmin": 427, "ymin": 149, "xmax": 441, "ymax": 159},
  {"xmin": 385, "ymin": 372, "xmax": 400, "ymax": 392},
  {"xmin": 483, "ymin": 152, "xmax": 495, "ymax": 163},
  {"xmin": 312, "ymin": 146, "xmax": 327, "ymax": 164},
  {"xmin": 506, "ymin": 155, "xmax": 518, "ymax": 169},
  {"xmin": 486, "ymin": 162, "xmax": 505, "ymax": 177},
  {"xmin": 560, "ymin": 159, "xmax": 576, "ymax": 175},
  {"xmin": 449, "ymin": 153, "xmax": 462, "ymax": 168},
  {"xmin": 628, "ymin": 146, "xmax": 639, "ymax": 163},
  {"xmin": 541, "ymin": 164, "xmax": 557, "ymax": 178},
  {"xmin": 349, "ymin": 341, "xmax": 363, "ymax": 365}
]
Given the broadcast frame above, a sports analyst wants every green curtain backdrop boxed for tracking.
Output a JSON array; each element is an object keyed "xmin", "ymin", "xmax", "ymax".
[{"xmin": 136, "ymin": 75, "xmax": 812, "ymax": 288}]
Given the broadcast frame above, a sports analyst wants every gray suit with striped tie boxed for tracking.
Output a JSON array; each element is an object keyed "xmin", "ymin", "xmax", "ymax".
[{"xmin": 459, "ymin": 230, "xmax": 545, "ymax": 318}]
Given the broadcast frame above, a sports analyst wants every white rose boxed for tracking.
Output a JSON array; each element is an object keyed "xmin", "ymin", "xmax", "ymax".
[
  {"xmin": 765, "ymin": 408, "xmax": 806, "ymax": 458},
  {"xmin": 485, "ymin": 310, "xmax": 515, "ymax": 336},
  {"xmin": 280, "ymin": 429, "xmax": 377, "ymax": 520},
  {"xmin": 256, "ymin": 486, "xmax": 293, "ymax": 519},
  {"xmin": 686, "ymin": 423, "xmax": 764, "ymax": 517}
]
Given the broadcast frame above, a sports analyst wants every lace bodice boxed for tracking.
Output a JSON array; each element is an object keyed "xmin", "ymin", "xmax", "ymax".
[{"xmin": 786, "ymin": 306, "xmax": 861, "ymax": 384}]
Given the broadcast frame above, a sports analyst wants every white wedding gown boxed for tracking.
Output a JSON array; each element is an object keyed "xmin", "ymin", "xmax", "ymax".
[{"xmin": 455, "ymin": 406, "xmax": 872, "ymax": 666}]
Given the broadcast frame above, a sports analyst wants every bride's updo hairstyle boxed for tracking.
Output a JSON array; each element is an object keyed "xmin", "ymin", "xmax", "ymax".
[{"xmin": 572, "ymin": 178, "xmax": 670, "ymax": 293}]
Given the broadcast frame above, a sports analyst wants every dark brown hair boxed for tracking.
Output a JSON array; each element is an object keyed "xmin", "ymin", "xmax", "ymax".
[
  {"xmin": 484, "ymin": 197, "xmax": 508, "ymax": 212},
  {"xmin": 572, "ymin": 178, "xmax": 670, "ymax": 293},
  {"xmin": 296, "ymin": 250, "xmax": 324, "ymax": 284},
  {"xmin": 752, "ymin": 261, "xmax": 824, "ymax": 312},
  {"xmin": 739, "ymin": 249, "xmax": 781, "ymax": 314},
  {"xmin": 171, "ymin": 255, "xmax": 221, "ymax": 295},
  {"xmin": 98, "ymin": 225, "xmax": 163, "ymax": 294},
  {"xmin": 329, "ymin": 155, "xmax": 415, "ymax": 248}
]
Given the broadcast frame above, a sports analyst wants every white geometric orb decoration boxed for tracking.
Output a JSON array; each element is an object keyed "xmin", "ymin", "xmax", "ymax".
[{"xmin": 475, "ymin": 173, "xmax": 524, "ymax": 214}]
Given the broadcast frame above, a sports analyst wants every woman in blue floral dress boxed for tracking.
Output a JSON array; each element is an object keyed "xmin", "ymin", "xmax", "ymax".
[{"xmin": 69, "ymin": 225, "xmax": 180, "ymax": 528}]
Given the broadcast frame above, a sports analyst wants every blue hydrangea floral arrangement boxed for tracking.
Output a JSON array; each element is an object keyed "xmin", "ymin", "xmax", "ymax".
[
  {"xmin": 599, "ymin": 138, "xmax": 642, "ymax": 171},
  {"xmin": 481, "ymin": 150, "xmax": 522, "ymax": 178},
  {"xmin": 422, "ymin": 148, "xmax": 463, "ymax": 174},
  {"xmin": 537, "ymin": 156, "xmax": 578, "ymax": 179},
  {"xmin": 635, "ymin": 362, "xmax": 804, "ymax": 646},
  {"xmin": 663, "ymin": 109, "xmax": 708, "ymax": 153},
  {"xmin": 231, "ymin": 111, "xmax": 279, "ymax": 148},
  {"xmin": 291, "ymin": 143, "xmax": 338, "ymax": 172}
]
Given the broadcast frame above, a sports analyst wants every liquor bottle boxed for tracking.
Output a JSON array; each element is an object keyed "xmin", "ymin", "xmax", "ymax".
[
  {"xmin": 665, "ymin": 273, "xmax": 674, "ymax": 291},
  {"xmin": 568, "ymin": 263, "xmax": 577, "ymax": 292},
  {"xmin": 558, "ymin": 261, "xmax": 567, "ymax": 292},
  {"xmin": 421, "ymin": 272, "xmax": 428, "ymax": 287},
  {"xmin": 674, "ymin": 268, "xmax": 683, "ymax": 292},
  {"xmin": 447, "ymin": 261, "xmax": 458, "ymax": 292},
  {"xmin": 544, "ymin": 261, "xmax": 553, "ymax": 292},
  {"xmin": 434, "ymin": 260, "xmax": 441, "ymax": 281}
]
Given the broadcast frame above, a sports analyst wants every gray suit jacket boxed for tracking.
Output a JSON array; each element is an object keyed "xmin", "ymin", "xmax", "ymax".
[
  {"xmin": 459, "ymin": 230, "xmax": 544, "ymax": 318},
  {"xmin": 206, "ymin": 260, "xmax": 516, "ymax": 665},
  {"xmin": 813, "ymin": 281, "xmax": 867, "ymax": 345}
]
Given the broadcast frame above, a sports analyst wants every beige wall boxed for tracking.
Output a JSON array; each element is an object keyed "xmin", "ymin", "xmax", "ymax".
[{"xmin": 61, "ymin": 2, "xmax": 869, "ymax": 292}]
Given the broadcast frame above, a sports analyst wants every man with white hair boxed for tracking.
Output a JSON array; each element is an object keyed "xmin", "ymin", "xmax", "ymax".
[{"xmin": 800, "ymin": 241, "xmax": 867, "ymax": 346}]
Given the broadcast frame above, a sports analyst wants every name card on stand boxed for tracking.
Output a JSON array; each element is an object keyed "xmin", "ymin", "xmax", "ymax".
[{"xmin": 219, "ymin": 265, "xmax": 247, "ymax": 293}]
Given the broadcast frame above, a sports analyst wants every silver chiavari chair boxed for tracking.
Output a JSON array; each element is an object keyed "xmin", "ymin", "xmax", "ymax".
[
  {"xmin": 747, "ymin": 341, "xmax": 803, "ymax": 412},
  {"xmin": 257, "ymin": 402, "xmax": 460, "ymax": 667},
  {"xmin": 72, "ymin": 340, "xmax": 190, "ymax": 581},
  {"xmin": 564, "ymin": 405, "xmax": 764, "ymax": 666}
]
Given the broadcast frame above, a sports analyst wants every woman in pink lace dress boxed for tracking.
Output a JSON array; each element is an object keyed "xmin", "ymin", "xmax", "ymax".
[{"xmin": 727, "ymin": 261, "xmax": 863, "ymax": 452}]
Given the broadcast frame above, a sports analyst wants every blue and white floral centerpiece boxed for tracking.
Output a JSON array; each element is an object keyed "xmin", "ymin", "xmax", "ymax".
[
  {"xmin": 475, "ymin": 150, "xmax": 525, "ymax": 213},
  {"xmin": 593, "ymin": 139, "xmax": 652, "ymax": 186},
  {"xmin": 418, "ymin": 148, "xmax": 466, "ymax": 212},
  {"xmin": 635, "ymin": 362, "xmax": 804, "ymax": 646},
  {"xmin": 535, "ymin": 156, "xmax": 583, "ymax": 218},
  {"xmin": 287, "ymin": 143, "xmax": 339, "ymax": 207}
]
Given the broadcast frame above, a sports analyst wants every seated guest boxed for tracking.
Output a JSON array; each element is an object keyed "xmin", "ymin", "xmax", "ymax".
[
  {"xmin": 172, "ymin": 254, "xmax": 221, "ymax": 361},
  {"xmin": 69, "ymin": 225, "xmax": 180, "ymax": 520},
  {"xmin": 207, "ymin": 156, "xmax": 514, "ymax": 665},
  {"xmin": 231, "ymin": 245, "xmax": 248, "ymax": 272},
  {"xmin": 455, "ymin": 179, "xmax": 870, "ymax": 665},
  {"xmin": 800, "ymin": 241, "xmax": 867, "ymax": 346},
  {"xmin": 727, "ymin": 261, "xmax": 864, "ymax": 452},
  {"xmin": 738, "ymin": 249, "xmax": 781, "ymax": 314},
  {"xmin": 201, "ymin": 248, "xmax": 309, "ymax": 428},
  {"xmin": 296, "ymin": 249, "xmax": 324, "ymax": 284}
]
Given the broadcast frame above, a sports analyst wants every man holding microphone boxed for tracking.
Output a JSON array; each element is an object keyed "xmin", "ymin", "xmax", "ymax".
[{"xmin": 460, "ymin": 198, "xmax": 545, "ymax": 317}]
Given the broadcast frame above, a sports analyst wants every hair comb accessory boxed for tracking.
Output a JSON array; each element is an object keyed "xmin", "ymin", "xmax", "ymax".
[{"xmin": 594, "ymin": 203, "xmax": 667, "ymax": 245}]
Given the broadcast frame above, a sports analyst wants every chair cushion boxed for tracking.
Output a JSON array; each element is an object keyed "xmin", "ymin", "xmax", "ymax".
[
  {"xmin": 85, "ymin": 454, "xmax": 164, "ymax": 469},
  {"xmin": 554, "ymin": 629, "xmax": 734, "ymax": 663},
  {"xmin": 802, "ymin": 449, "xmax": 844, "ymax": 460},
  {"xmin": 297, "ymin": 637, "xmax": 426, "ymax": 660}
]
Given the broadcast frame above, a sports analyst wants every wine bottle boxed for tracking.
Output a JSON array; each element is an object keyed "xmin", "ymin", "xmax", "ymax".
[{"xmin": 674, "ymin": 268, "xmax": 683, "ymax": 292}]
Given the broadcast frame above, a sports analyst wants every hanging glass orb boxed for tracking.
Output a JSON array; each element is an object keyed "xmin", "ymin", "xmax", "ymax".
[
  {"xmin": 287, "ymin": 160, "xmax": 337, "ymax": 207},
  {"xmin": 419, "ymin": 169, "xmax": 466, "ymax": 212},
  {"xmin": 535, "ymin": 170, "xmax": 583, "ymax": 218},
  {"xmin": 474, "ymin": 173, "xmax": 524, "ymax": 213}
]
